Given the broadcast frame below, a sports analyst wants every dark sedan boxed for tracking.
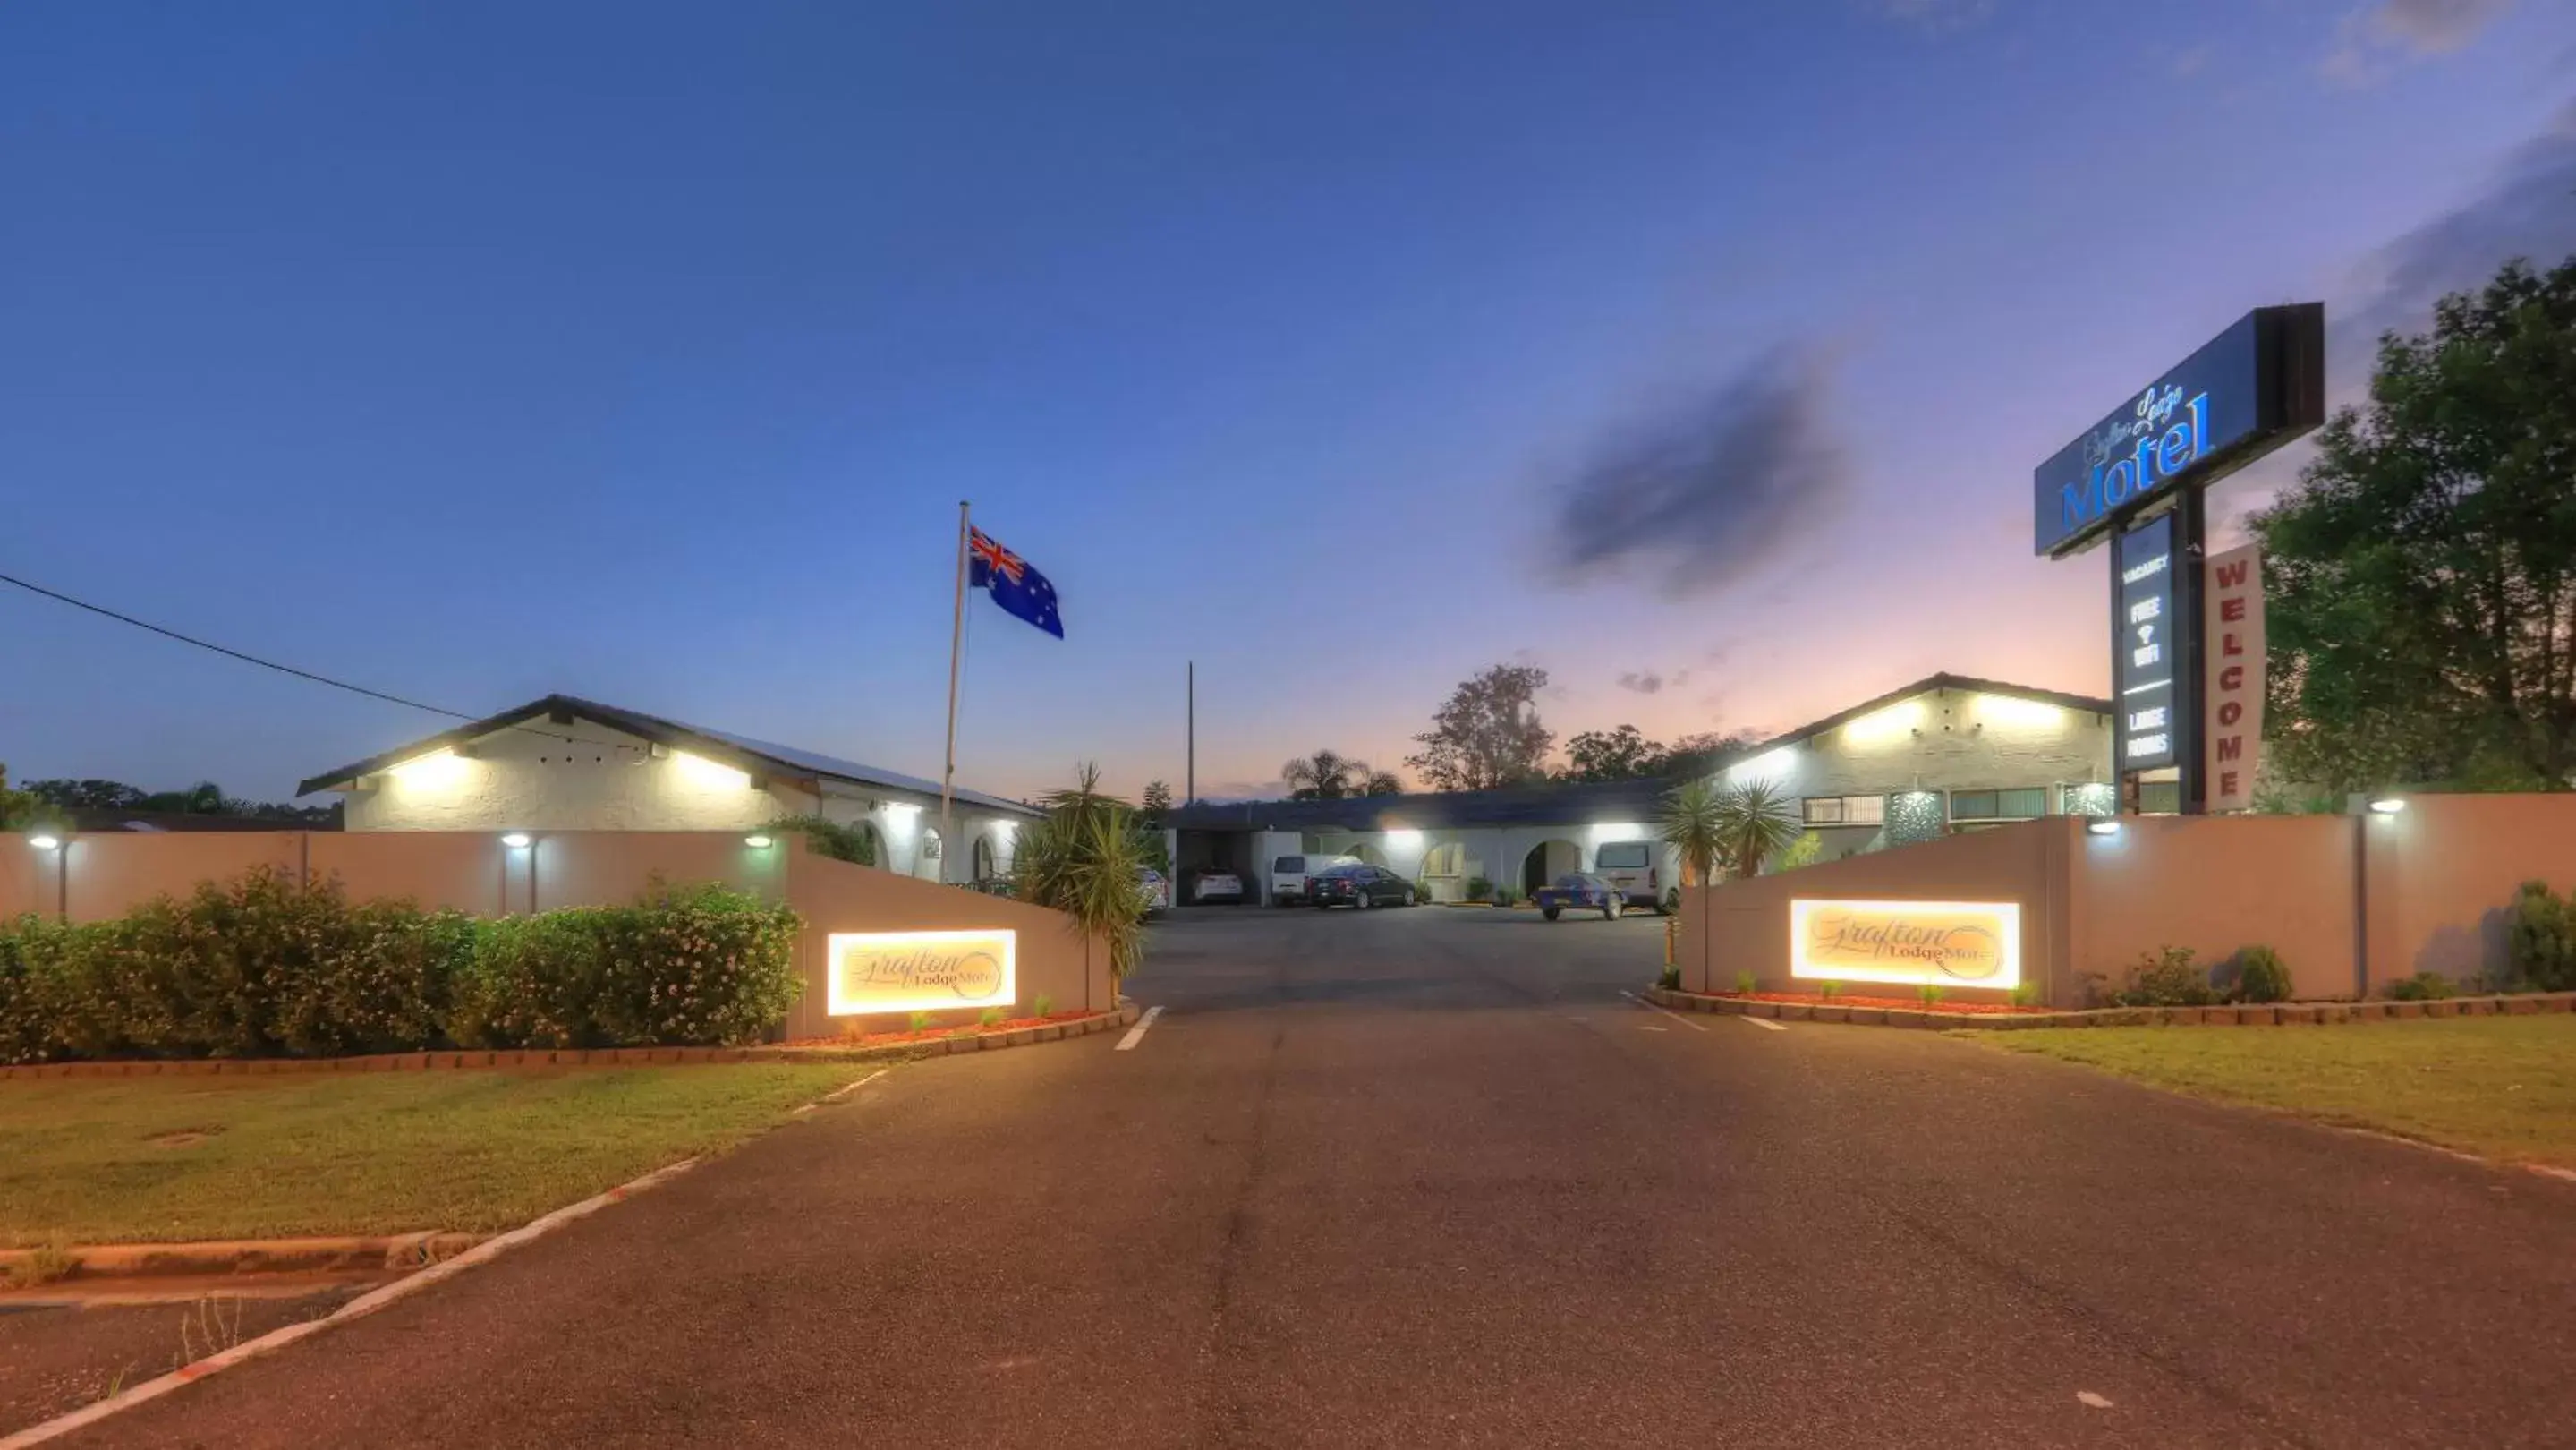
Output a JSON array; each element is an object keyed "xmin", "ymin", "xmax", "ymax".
[
  {"xmin": 1308, "ymin": 862, "xmax": 1415, "ymax": 909},
  {"xmin": 1534, "ymin": 872, "xmax": 1623, "ymax": 921}
]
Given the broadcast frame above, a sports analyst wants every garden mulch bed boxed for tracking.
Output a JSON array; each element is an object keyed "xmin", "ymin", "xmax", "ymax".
[
  {"xmin": 785, "ymin": 1009, "xmax": 1110, "ymax": 1050},
  {"xmin": 1719, "ymin": 991, "xmax": 2051, "ymax": 1017}
]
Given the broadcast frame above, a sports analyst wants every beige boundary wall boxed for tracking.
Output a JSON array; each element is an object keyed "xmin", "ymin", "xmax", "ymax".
[
  {"xmin": 1677, "ymin": 794, "xmax": 2576, "ymax": 1006},
  {"xmin": 0, "ymin": 831, "xmax": 1112, "ymax": 1038}
]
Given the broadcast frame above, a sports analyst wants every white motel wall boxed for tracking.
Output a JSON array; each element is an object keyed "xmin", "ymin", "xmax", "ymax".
[
  {"xmin": 306, "ymin": 695, "xmax": 1036, "ymax": 888},
  {"xmin": 1167, "ymin": 675, "xmax": 2118, "ymax": 905}
]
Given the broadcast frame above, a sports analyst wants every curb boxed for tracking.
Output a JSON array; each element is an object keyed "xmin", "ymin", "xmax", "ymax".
[
  {"xmin": 1641, "ymin": 985, "xmax": 2576, "ymax": 1028},
  {"xmin": 0, "ymin": 1232, "xmax": 484, "ymax": 1284},
  {"xmin": 0, "ymin": 1055, "xmax": 913, "ymax": 1448},
  {"xmin": 0, "ymin": 1006, "xmax": 1143, "ymax": 1080}
]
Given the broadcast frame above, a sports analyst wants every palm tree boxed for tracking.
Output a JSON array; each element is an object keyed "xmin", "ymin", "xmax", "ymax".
[
  {"xmin": 1281, "ymin": 749, "xmax": 1371, "ymax": 800},
  {"xmin": 1659, "ymin": 778, "xmax": 1726, "ymax": 889},
  {"xmin": 1015, "ymin": 763, "xmax": 1152, "ymax": 984},
  {"xmin": 1713, "ymin": 780, "xmax": 1804, "ymax": 878}
]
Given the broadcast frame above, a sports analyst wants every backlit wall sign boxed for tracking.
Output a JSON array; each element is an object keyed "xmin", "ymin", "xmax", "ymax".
[
  {"xmin": 2032, "ymin": 304, "xmax": 2325, "ymax": 559},
  {"xmin": 2203, "ymin": 544, "xmax": 2267, "ymax": 811},
  {"xmin": 1789, "ymin": 900, "xmax": 2022, "ymax": 991},
  {"xmin": 826, "ymin": 928, "xmax": 1016, "ymax": 1016},
  {"xmin": 2114, "ymin": 513, "xmax": 2182, "ymax": 773}
]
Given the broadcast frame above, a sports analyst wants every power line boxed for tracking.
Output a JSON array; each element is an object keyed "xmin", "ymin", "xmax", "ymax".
[{"xmin": 0, "ymin": 567, "xmax": 475, "ymax": 721}]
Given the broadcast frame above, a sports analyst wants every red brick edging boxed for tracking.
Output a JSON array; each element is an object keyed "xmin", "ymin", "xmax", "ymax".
[
  {"xmin": 0, "ymin": 1003, "xmax": 1144, "ymax": 1080},
  {"xmin": 1643, "ymin": 985, "xmax": 2576, "ymax": 1028}
]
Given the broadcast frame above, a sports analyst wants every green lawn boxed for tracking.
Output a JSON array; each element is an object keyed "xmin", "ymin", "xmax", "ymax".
[
  {"xmin": 0, "ymin": 1064, "xmax": 875, "ymax": 1246},
  {"xmin": 1987, "ymin": 1016, "xmax": 2576, "ymax": 1169}
]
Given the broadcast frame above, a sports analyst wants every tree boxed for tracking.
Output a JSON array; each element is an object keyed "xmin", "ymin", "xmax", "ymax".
[
  {"xmin": 1281, "ymin": 749, "xmax": 1373, "ymax": 800},
  {"xmin": 22, "ymin": 780, "xmax": 148, "ymax": 810},
  {"xmin": 2253, "ymin": 254, "xmax": 2576, "ymax": 792},
  {"xmin": 1360, "ymin": 769, "xmax": 1404, "ymax": 796},
  {"xmin": 1657, "ymin": 730, "xmax": 1763, "ymax": 780},
  {"xmin": 1015, "ymin": 763, "xmax": 1152, "ymax": 981},
  {"xmin": 1563, "ymin": 724, "xmax": 1663, "ymax": 782},
  {"xmin": 1406, "ymin": 664, "xmax": 1554, "ymax": 791},
  {"xmin": 1139, "ymin": 780, "xmax": 1174, "ymax": 823},
  {"xmin": 1710, "ymin": 780, "xmax": 1804, "ymax": 878},
  {"xmin": 1659, "ymin": 778, "xmax": 1725, "ymax": 889}
]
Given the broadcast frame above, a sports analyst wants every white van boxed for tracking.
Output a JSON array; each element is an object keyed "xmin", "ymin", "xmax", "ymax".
[
  {"xmin": 1591, "ymin": 840, "xmax": 1667, "ymax": 911},
  {"xmin": 1270, "ymin": 853, "xmax": 1354, "ymax": 906}
]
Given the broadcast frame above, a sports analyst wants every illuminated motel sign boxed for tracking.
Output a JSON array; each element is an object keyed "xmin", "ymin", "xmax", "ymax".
[{"xmin": 2033, "ymin": 304, "xmax": 2323, "ymax": 811}]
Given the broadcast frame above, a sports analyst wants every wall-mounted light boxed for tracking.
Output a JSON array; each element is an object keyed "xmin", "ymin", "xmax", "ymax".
[
  {"xmin": 2086, "ymin": 818, "xmax": 2122, "ymax": 837},
  {"xmin": 744, "ymin": 833, "xmax": 774, "ymax": 849},
  {"xmin": 671, "ymin": 751, "xmax": 752, "ymax": 790},
  {"xmin": 501, "ymin": 832, "xmax": 532, "ymax": 849},
  {"xmin": 1974, "ymin": 695, "xmax": 2066, "ymax": 729},
  {"xmin": 1384, "ymin": 828, "xmax": 1424, "ymax": 852},
  {"xmin": 1841, "ymin": 700, "xmax": 1924, "ymax": 745},
  {"xmin": 388, "ymin": 748, "xmax": 472, "ymax": 789},
  {"xmin": 2367, "ymin": 798, "xmax": 2406, "ymax": 815},
  {"xmin": 1586, "ymin": 822, "xmax": 1646, "ymax": 843},
  {"xmin": 1726, "ymin": 746, "xmax": 1798, "ymax": 783},
  {"xmin": 26, "ymin": 833, "xmax": 62, "ymax": 852}
]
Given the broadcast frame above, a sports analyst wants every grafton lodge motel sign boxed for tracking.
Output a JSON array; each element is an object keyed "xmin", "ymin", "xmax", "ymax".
[{"xmin": 2032, "ymin": 304, "xmax": 2322, "ymax": 814}]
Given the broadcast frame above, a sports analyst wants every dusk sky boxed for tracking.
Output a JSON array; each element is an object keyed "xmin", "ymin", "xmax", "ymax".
[{"xmin": 4, "ymin": 1, "xmax": 2572, "ymax": 805}]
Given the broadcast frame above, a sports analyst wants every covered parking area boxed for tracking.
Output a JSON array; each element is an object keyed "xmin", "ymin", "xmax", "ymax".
[{"xmin": 1163, "ymin": 778, "xmax": 1679, "ymax": 906}]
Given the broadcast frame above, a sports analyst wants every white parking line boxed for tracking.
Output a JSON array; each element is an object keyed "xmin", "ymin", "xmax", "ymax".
[
  {"xmin": 1115, "ymin": 1005, "xmax": 1165, "ymax": 1051},
  {"xmin": 1619, "ymin": 990, "xmax": 1708, "ymax": 1032},
  {"xmin": 1738, "ymin": 1014, "xmax": 1788, "ymax": 1032}
]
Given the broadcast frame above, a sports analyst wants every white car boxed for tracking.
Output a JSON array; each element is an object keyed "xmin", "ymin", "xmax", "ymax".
[
  {"xmin": 1192, "ymin": 870, "xmax": 1245, "ymax": 905},
  {"xmin": 1269, "ymin": 853, "xmax": 1356, "ymax": 906}
]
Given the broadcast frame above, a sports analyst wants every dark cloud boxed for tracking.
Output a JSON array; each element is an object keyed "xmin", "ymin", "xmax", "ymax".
[
  {"xmin": 2325, "ymin": 0, "xmax": 2515, "ymax": 82},
  {"xmin": 1547, "ymin": 345, "xmax": 1849, "ymax": 600},
  {"xmin": 1617, "ymin": 671, "xmax": 1663, "ymax": 695},
  {"xmin": 2345, "ymin": 99, "xmax": 2576, "ymax": 350}
]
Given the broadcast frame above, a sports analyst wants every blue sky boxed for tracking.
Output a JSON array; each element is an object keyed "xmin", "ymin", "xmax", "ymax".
[{"xmin": 3, "ymin": 0, "xmax": 2570, "ymax": 803}]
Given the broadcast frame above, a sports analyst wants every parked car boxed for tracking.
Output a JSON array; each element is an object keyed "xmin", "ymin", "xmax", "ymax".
[
  {"xmin": 1589, "ymin": 840, "xmax": 1667, "ymax": 911},
  {"xmin": 1135, "ymin": 866, "xmax": 1170, "ymax": 917},
  {"xmin": 1190, "ymin": 870, "xmax": 1245, "ymax": 905},
  {"xmin": 1535, "ymin": 872, "xmax": 1623, "ymax": 921},
  {"xmin": 1308, "ymin": 862, "xmax": 1415, "ymax": 909},
  {"xmin": 1269, "ymin": 852, "xmax": 1356, "ymax": 906}
]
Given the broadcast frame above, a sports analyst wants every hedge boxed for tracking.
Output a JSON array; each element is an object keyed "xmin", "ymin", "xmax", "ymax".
[{"xmin": 0, "ymin": 866, "xmax": 803, "ymax": 1064}]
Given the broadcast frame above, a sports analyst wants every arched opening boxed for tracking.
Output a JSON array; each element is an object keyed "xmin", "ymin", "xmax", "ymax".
[
  {"xmin": 1422, "ymin": 841, "xmax": 1464, "ymax": 881},
  {"xmin": 1520, "ymin": 839, "xmax": 1584, "ymax": 896},
  {"xmin": 915, "ymin": 826, "xmax": 944, "ymax": 882},
  {"xmin": 972, "ymin": 832, "xmax": 999, "ymax": 883}
]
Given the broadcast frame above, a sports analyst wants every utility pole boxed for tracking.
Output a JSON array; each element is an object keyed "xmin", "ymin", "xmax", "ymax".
[{"xmin": 1186, "ymin": 661, "xmax": 1195, "ymax": 805}]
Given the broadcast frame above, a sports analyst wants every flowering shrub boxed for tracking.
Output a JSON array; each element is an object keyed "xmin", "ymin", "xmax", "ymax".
[{"xmin": 0, "ymin": 871, "xmax": 803, "ymax": 1063}]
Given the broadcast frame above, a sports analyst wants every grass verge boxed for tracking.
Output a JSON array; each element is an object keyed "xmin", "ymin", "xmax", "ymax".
[
  {"xmin": 1986, "ymin": 1016, "xmax": 2576, "ymax": 1170},
  {"xmin": 0, "ymin": 1063, "xmax": 872, "ymax": 1246}
]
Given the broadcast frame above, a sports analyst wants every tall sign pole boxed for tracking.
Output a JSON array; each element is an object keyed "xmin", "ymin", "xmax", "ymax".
[{"xmin": 2034, "ymin": 303, "xmax": 2324, "ymax": 816}]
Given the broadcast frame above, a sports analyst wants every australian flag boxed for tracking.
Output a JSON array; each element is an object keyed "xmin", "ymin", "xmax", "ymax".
[{"xmin": 967, "ymin": 526, "xmax": 1064, "ymax": 639}]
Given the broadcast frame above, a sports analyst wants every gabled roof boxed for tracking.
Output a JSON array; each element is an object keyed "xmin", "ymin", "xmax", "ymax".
[
  {"xmin": 1728, "ymin": 672, "xmax": 2112, "ymax": 760},
  {"xmin": 1162, "ymin": 672, "xmax": 2110, "ymax": 832},
  {"xmin": 296, "ymin": 694, "xmax": 1039, "ymax": 817}
]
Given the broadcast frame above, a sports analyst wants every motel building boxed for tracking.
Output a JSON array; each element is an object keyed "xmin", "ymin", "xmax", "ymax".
[
  {"xmin": 1166, "ymin": 674, "xmax": 2118, "ymax": 905},
  {"xmin": 298, "ymin": 695, "xmax": 1040, "ymax": 882}
]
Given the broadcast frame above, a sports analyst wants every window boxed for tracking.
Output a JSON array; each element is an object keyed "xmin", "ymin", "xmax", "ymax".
[
  {"xmin": 1594, "ymin": 842, "xmax": 1650, "ymax": 869},
  {"xmin": 1948, "ymin": 788, "xmax": 2047, "ymax": 822},
  {"xmin": 1802, "ymin": 794, "xmax": 1885, "ymax": 826},
  {"xmin": 1275, "ymin": 856, "xmax": 1306, "ymax": 874}
]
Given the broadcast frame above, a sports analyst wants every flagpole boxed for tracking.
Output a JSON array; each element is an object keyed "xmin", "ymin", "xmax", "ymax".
[{"xmin": 941, "ymin": 499, "xmax": 969, "ymax": 883}]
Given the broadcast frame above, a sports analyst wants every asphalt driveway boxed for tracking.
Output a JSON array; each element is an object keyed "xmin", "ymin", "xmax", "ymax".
[{"xmin": 55, "ymin": 905, "xmax": 2576, "ymax": 1447}]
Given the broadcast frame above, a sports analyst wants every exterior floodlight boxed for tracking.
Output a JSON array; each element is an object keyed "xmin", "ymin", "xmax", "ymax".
[
  {"xmin": 2367, "ymin": 798, "xmax": 2406, "ymax": 815},
  {"xmin": 2085, "ymin": 819, "xmax": 2122, "ymax": 837},
  {"xmin": 26, "ymin": 833, "xmax": 62, "ymax": 851},
  {"xmin": 744, "ymin": 833, "xmax": 774, "ymax": 849},
  {"xmin": 501, "ymin": 832, "xmax": 532, "ymax": 849}
]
